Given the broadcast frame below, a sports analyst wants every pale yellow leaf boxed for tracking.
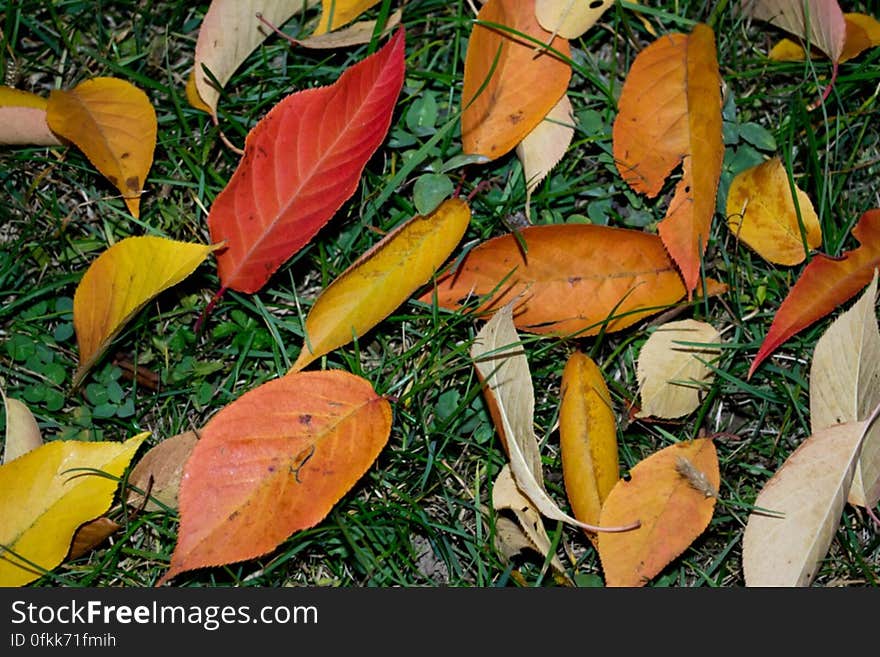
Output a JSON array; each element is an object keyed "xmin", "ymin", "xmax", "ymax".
[
  {"xmin": 636, "ymin": 319, "xmax": 722, "ymax": 419},
  {"xmin": 0, "ymin": 86, "xmax": 62, "ymax": 146},
  {"xmin": 742, "ymin": 418, "xmax": 873, "ymax": 587},
  {"xmin": 2, "ymin": 392, "xmax": 43, "ymax": 465},
  {"xmin": 810, "ymin": 272, "xmax": 880, "ymax": 508},
  {"xmin": 296, "ymin": 8, "xmax": 401, "ymax": 48},
  {"xmin": 535, "ymin": 0, "xmax": 614, "ymax": 39}
]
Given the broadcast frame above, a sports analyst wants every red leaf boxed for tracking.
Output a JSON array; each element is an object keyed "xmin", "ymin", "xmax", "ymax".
[
  {"xmin": 749, "ymin": 209, "xmax": 880, "ymax": 378},
  {"xmin": 208, "ymin": 29, "xmax": 406, "ymax": 294}
]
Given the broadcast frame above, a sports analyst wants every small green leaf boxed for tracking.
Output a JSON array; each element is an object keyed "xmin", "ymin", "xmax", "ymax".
[
  {"xmin": 413, "ymin": 173, "xmax": 454, "ymax": 215},
  {"xmin": 738, "ymin": 123, "xmax": 776, "ymax": 151}
]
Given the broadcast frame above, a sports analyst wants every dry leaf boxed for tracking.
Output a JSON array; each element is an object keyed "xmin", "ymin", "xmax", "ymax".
[
  {"xmin": 67, "ymin": 517, "xmax": 122, "ymax": 561},
  {"xmin": 810, "ymin": 272, "xmax": 880, "ymax": 508},
  {"xmin": 726, "ymin": 157, "xmax": 822, "ymax": 266},
  {"xmin": 598, "ymin": 438, "xmax": 720, "ymax": 587},
  {"xmin": 314, "ymin": 0, "xmax": 382, "ymax": 35},
  {"xmin": 293, "ymin": 8, "xmax": 402, "ymax": 48},
  {"xmin": 2, "ymin": 392, "xmax": 43, "ymax": 465},
  {"xmin": 769, "ymin": 13, "xmax": 880, "ymax": 64},
  {"xmin": 636, "ymin": 319, "xmax": 722, "ymax": 419},
  {"xmin": 742, "ymin": 417, "xmax": 874, "ymax": 586},
  {"xmin": 46, "ymin": 77, "xmax": 157, "ymax": 218},
  {"xmin": 126, "ymin": 431, "xmax": 200, "ymax": 511},
  {"xmin": 534, "ymin": 0, "xmax": 614, "ymax": 39},
  {"xmin": 0, "ymin": 86, "xmax": 62, "ymax": 146}
]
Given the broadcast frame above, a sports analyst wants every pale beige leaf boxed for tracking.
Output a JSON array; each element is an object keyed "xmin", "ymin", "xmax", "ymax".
[
  {"xmin": 2, "ymin": 391, "xmax": 43, "ymax": 465},
  {"xmin": 810, "ymin": 272, "xmax": 880, "ymax": 508},
  {"xmin": 126, "ymin": 431, "xmax": 199, "ymax": 511},
  {"xmin": 742, "ymin": 418, "xmax": 873, "ymax": 586},
  {"xmin": 636, "ymin": 319, "xmax": 722, "ymax": 419},
  {"xmin": 293, "ymin": 8, "xmax": 401, "ymax": 49},
  {"xmin": 492, "ymin": 464, "xmax": 567, "ymax": 576},
  {"xmin": 516, "ymin": 94, "xmax": 574, "ymax": 218},
  {"xmin": 535, "ymin": 0, "xmax": 614, "ymax": 39},
  {"xmin": 0, "ymin": 87, "xmax": 62, "ymax": 146}
]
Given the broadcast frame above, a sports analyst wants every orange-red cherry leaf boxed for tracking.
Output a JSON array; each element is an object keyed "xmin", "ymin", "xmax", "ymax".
[
  {"xmin": 749, "ymin": 209, "xmax": 880, "ymax": 378},
  {"xmin": 207, "ymin": 29, "xmax": 405, "ymax": 294},
  {"xmin": 158, "ymin": 370, "xmax": 392, "ymax": 585}
]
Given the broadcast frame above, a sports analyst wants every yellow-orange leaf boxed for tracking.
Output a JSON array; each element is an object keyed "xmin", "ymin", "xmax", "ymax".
[
  {"xmin": 126, "ymin": 431, "xmax": 200, "ymax": 511},
  {"xmin": 2, "ymin": 392, "xmax": 43, "ymax": 464},
  {"xmin": 726, "ymin": 157, "xmax": 822, "ymax": 265},
  {"xmin": 516, "ymin": 94, "xmax": 574, "ymax": 217},
  {"xmin": 535, "ymin": 0, "xmax": 613, "ymax": 39},
  {"xmin": 190, "ymin": 0, "xmax": 318, "ymax": 116},
  {"xmin": 613, "ymin": 23, "xmax": 723, "ymax": 295},
  {"xmin": 597, "ymin": 438, "xmax": 720, "ymax": 587},
  {"xmin": 0, "ymin": 433, "xmax": 147, "ymax": 586},
  {"xmin": 769, "ymin": 13, "xmax": 880, "ymax": 63},
  {"xmin": 419, "ymin": 223, "xmax": 727, "ymax": 336},
  {"xmin": 46, "ymin": 77, "xmax": 157, "ymax": 218},
  {"xmin": 462, "ymin": 0, "xmax": 571, "ymax": 161},
  {"xmin": 73, "ymin": 237, "xmax": 220, "ymax": 388},
  {"xmin": 560, "ymin": 352, "xmax": 618, "ymax": 544},
  {"xmin": 0, "ymin": 86, "xmax": 61, "ymax": 146},
  {"xmin": 314, "ymin": 0, "xmax": 382, "ymax": 35},
  {"xmin": 292, "ymin": 198, "xmax": 470, "ymax": 371},
  {"xmin": 158, "ymin": 371, "xmax": 391, "ymax": 585}
]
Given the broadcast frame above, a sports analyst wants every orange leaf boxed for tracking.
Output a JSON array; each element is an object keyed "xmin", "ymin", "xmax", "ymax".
[
  {"xmin": 726, "ymin": 157, "xmax": 822, "ymax": 266},
  {"xmin": 68, "ymin": 517, "xmax": 121, "ymax": 561},
  {"xmin": 613, "ymin": 23, "xmax": 723, "ymax": 295},
  {"xmin": 0, "ymin": 86, "xmax": 62, "ymax": 146},
  {"xmin": 559, "ymin": 352, "xmax": 618, "ymax": 543},
  {"xmin": 461, "ymin": 0, "xmax": 571, "ymax": 161},
  {"xmin": 46, "ymin": 77, "xmax": 157, "ymax": 218},
  {"xmin": 158, "ymin": 371, "xmax": 391, "ymax": 585},
  {"xmin": 597, "ymin": 438, "xmax": 720, "ymax": 587},
  {"xmin": 749, "ymin": 209, "xmax": 880, "ymax": 378},
  {"xmin": 418, "ymin": 223, "xmax": 727, "ymax": 336}
]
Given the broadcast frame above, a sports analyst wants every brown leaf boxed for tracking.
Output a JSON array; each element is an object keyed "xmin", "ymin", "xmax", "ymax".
[
  {"xmin": 126, "ymin": 431, "xmax": 200, "ymax": 511},
  {"xmin": 67, "ymin": 517, "xmax": 121, "ymax": 561}
]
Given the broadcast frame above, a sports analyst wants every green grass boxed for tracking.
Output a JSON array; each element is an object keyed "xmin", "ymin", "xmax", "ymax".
[{"xmin": 1, "ymin": 0, "xmax": 879, "ymax": 587}]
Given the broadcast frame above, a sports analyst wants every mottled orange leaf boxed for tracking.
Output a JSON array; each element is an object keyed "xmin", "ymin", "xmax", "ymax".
[
  {"xmin": 597, "ymin": 438, "xmax": 720, "ymax": 587},
  {"xmin": 418, "ymin": 224, "xmax": 727, "ymax": 336},
  {"xmin": 46, "ymin": 77, "xmax": 157, "ymax": 218},
  {"xmin": 73, "ymin": 237, "xmax": 220, "ymax": 387},
  {"xmin": 726, "ymin": 157, "xmax": 822, "ymax": 266},
  {"xmin": 613, "ymin": 23, "xmax": 723, "ymax": 296},
  {"xmin": 158, "ymin": 371, "xmax": 391, "ymax": 585},
  {"xmin": 314, "ymin": 0, "xmax": 382, "ymax": 35},
  {"xmin": 560, "ymin": 352, "xmax": 618, "ymax": 544},
  {"xmin": 749, "ymin": 209, "xmax": 880, "ymax": 378},
  {"xmin": 292, "ymin": 198, "xmax": 470, "ymax": 371},
  {"xmin": 0, "ymin": 86, "xmax": 61, "ymax": 146},
  {"xmin": 461, "ymin": 0, "xmax": 571, "ymax": 160}
]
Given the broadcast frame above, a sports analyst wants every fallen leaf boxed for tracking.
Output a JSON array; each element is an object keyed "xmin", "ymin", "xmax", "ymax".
[
  {"xmin": 559, "ymin": 351, "xmax": 618, "ymax": 544},
  {"xmin": 810, "ymin": 273, "xmax": 880, "ymax": 508},
  {"xmin": 292, "ymin": 8, "xmax": 402, "ymax": 48},
  {"xmin": 2, "ymin": 392, "xmax": 43, "ymax": 465},
  {"xmin": 534, "ymin": 0, "xmax": 614, "ymax": 39},
  {"xmin": 313, "ymin": 0, "xmax": 382, "ymax": 35},
  {"xmin": 158, "ymin": 370, "xmax": 391, "ymax": 585},
  {"xmin": 292, "ymin": 198, "xmax": 471, "ymax": 371},
  {"xmin": 0, "ymin": 433, "xmax": 147, "ymax": 586},
  {"xmin": 208, "ymin": 29, "xmax": 405, "ymax": 294},
  {"xmin": 597, "ymin": 438, "xmax": 720, "ymax": 587},
  {"xmin": 0, "ymin": 86, "xmax": 62, "ymax": 146},
  {"xmin": 636, "ymin": 319, "xmax": 722, "ymax": 419},
  {"xmin": 72, "ymin": 236, "xmax": 220, "ymax": 388},
  {"xmin": 492, "ymin": 464, "xmax": 567, "ymax": 577},
  {"xmin": 67, "ymin": 517, "xmax": 122, "ymax": 561},
  {"xmin": 749, "ymin": 209, "xmax": 880, "ymax": 378},
  {"xmin": 419, "ymin": 223, "xmax": 727, "ymax": 336},
  {"xmin": 516, "ymin": 94, "xmax": 574, "ymax": 218},
  {"xmin": 461, "ymin": 0, "xmax": 571, "ymax": 160},
  {"xmin": 769, "ymin": 13, "xmax": 880, "ymax": 63},
  {"xmin": 190, "ymin": 0, "xmax": 318, "ymax": 116},
  {"xmin": 471, "ymin": 305, "xmax": 637, "ymax": 534},
  {"xmin": 613, "ymin": 23, "xmax": 723, "ymax": 295},
  {"xmin": 126, "ymin": 431, "xmax": 200, "ymax": 511},
  {"xmin": 46, "ymin": 77, "xmax": 157, "ymax": 218},
  {"xmin": 726, "ymin": 157, "xmax": 822, "ymax": 266},
  {"xmin": 742, "ymin": 417, "xmax": 874, "ymax": 586}
]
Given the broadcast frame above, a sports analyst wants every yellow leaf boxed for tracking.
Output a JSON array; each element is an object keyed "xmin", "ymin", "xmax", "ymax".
[
  {"xmin": 46, "ymin": 77, "xmax": 157, "ymax": 218},
  {"xmin": 73, "ymin": 237, "xmax": 220, "ymax": 387},
  {"xmin": 2, "ymin": 391, "xmax": 43, "ymax": 465},
  {"xmin": 292, "ymin": 198, "xmax": 471, "ymax": 371},
  {"xmin": 769, "ymin": 37, "xmax": 812, "ymax": 61},
  {"xmin": 185, "ymin": 70, "xmax": 212, "ymax": 114},
  {"xmin": 768, "ymin": 13, "xmax": 880, "ymax": 64},
  {"xmin": 314, "ymin": 0, "xmax": 382, "ymax": 35},
  {"xmin": 726, "ymin": 157, "xmax": 822, "ymax": 266},
  {"xmin": 598, "ymin": 438, "xmax": 720, "ymax": 587},
  {"xmin": 0, "ymin": 433, "xmax": 147, "ymax": 586},
  {"xmin": 0, "ymin": 86, "xmax": 62, "ymax": 146},
  {"xmin": 810, "ymin": 273, "xmax": 880, "ymax": 508},
  {"xmin": 559, "ymin": 351, "xmax": 618, "ymax": 544},
  {"xmin": 636, "ymin": 319, "xmax": 722, "ymax": 419},
  {"xmin": 515, "ymin": 94, "xmax": 574, "ymax": 218},
  {"xmin": 534, "ymin": 0, "xmax": 613, "ymax": 39}
]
